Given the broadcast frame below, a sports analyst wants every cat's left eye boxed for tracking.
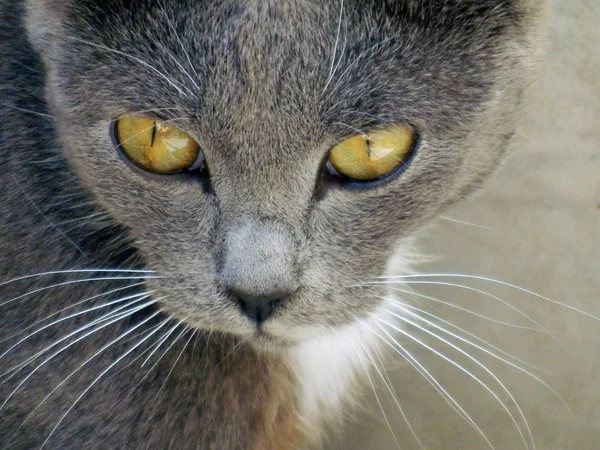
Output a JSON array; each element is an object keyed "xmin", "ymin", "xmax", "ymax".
[
  {"xmin": 113, "ymin": 115, "xmax": 203, "ymax": 173},
  {"xmin": 326, "ymin": 124, "xmax": 416, "ymax": 182}
]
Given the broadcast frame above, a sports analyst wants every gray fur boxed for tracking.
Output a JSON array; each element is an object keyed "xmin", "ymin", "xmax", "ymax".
[{"xmin": 0, "ymin": 0, "xmax": 545, "ymax": 448}]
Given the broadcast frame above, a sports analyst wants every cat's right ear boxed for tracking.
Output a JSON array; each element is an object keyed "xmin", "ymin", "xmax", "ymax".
[{"xmin": 25, "ymin": 0, "xmax": 72, "ymax": 55}]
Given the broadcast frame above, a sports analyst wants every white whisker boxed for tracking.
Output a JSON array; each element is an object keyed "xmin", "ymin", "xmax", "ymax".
[
  {"xmin": 0, "ymin": 291, "xmax": 151, "ymax": 361},
  {"xmin": 387, "ymin": 299, "xmax": 574, "ymax": 420},
  {"xmin": 388, "ymin": 286, "xmax": 542, "ymax": 331},
  {"xmin": 1, "ymin": 103, "xmax": 53, "ymax": 118},
  {"xmin": 8, "ymin": 315, "xmax": 168, "ymax": 447},
  {"xmin": 379, "ymin": 274, "xmax": 599, "ymax": 321},
  {"xmin": 141, "ymin": 319, "xmax": 187, "ymax": 368},
  {"xmin": 356, "ymin": 338, "xmax": 425, "ymax": 449},
  {"xmin": 323, "ymin": 0, "xmax": 345, "ymax": 94},
  {"xmin": 439, "ymin": 216, "xmax": 498, "ymax": 232},
  {"xmin": 0, "ymin": 276, "xmax": 160, "ymax": 309},
  {"xmin": 111, "ymin": 117, "xmax": 191, "ymax": 152},
  {"xmin": 98, "ymin": 320, "xmax": 178, "ymax": 386},
  {"xmin": 332, "ymin": 121, "xmax": 369, "ymax": 137},
  {"xmin": 0, "ymin": 269, "xmax": 154, "ymax": 288},
  {"xmin": 368, "ymin": 280, "xmax": 559, "ymax": 344},
  {"xmin": 367, "ymin": 320, "xmax": 493, "ymax": 447},
  {"xmin": 343, "ymin": 335, "xmax": 402, "ymax": 449},
  {"xmin": 39, "ymin": 311, "xmax": 166, "ymax": 449},
  {"xmin": 51, "ymin": 212, "xmax": 109, "ymax": 227},
  {"xmin": 11, "ymin": 175, "xmax": 86, "ymax": 257},
  {"xmin": 0, "ymin": 300, "xmax": 157, "ymax": 411},
  {"xmin": 156, "ymin": 46, "xmax": 202, "ymax": 95},
  {"xmin": 387, "ymin": 297, "xmax": 544, "ymax": 371},
  {"xmin": 374, "ymin": 320, "xmax": 499, "ymax": 449},
  {"xmin": 0, "ymin": 298, "xmax": 154, "ymax": 381},
  {"xmin": 151, "ymin": 327, "xmax": 194, "ymax": 404},
  {"xmin": 0, "ymin": 283, "xmax": 146, "ymax": 345},
  {"xmin": 378, "ymin": 316, "xmax": 532, "ymax": 450},
  {"xmin": 65, "ymin": 36, "xmax": 192, "ymax": 97},
  {"xmin": 106, "ymin": 107, "xmax": 181, "ymax": 121},
  {"xmin": 323, "ymin": 32, "xmax": 409, "ymax": 102},
  {"xmin": 162, "ymin": 10, "xmax": 202, "ymax": 91}
]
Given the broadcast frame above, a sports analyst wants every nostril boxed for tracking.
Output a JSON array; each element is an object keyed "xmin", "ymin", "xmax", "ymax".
[
  {"xmin": 229, "ymin": 290, "xmax": 288, "ymax": 324},
  {"xmin": 238, "ymin": 298, "xmax": 277, "ymax": 324}
]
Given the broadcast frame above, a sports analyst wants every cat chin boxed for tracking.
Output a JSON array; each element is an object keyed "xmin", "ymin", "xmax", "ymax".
[
  {"xmin": 230, "ymin": 322, "xmax": 361, "ymax": 352},
  {"xmin": 239, "ymin": 324, "xmax": 336, "ymax": 352},
  {"xmin": 249, "ymin": 332, "xmax": 298, "ymax": 352}
]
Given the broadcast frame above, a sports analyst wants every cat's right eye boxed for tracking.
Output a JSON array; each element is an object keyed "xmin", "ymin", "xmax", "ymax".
[{"xmin": 113, "ymin": 116, "xmax": 204, "ymax": 174}]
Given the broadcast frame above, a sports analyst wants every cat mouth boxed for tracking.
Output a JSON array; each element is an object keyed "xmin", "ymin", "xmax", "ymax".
[{"xmin": 252, "ymin": 328, "xmax": 297, "ymax": 349}]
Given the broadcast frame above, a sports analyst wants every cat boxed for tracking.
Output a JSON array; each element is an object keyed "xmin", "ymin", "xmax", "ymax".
[{"xmin": 0, "ymin": 0, "xmax": 547, "ymax": 448}]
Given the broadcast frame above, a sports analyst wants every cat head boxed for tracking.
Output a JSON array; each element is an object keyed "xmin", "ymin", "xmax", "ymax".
[{"xmin": 25, "ymin": 0, "xmax": 545, "ymax": 349}]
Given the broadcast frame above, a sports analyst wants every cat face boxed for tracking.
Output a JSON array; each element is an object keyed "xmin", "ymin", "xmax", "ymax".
[{"xmin": 26, "ymin": 0, "xmax": 543, "ymax": 348}]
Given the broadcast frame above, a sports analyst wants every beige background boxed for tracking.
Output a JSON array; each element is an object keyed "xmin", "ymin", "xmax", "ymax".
[{"xmin": 336, "ymin": 1, "xmax": 600, "ymax": 449}]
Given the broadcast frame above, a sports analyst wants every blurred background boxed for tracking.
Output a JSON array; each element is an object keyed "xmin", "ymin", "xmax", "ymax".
[{"xmin": 336, "ymin": 0, "xmax": 600, "ymax": 448}]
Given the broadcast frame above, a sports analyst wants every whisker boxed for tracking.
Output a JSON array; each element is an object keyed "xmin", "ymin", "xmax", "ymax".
[
  {"xmin": 332, "ymin": 121, "xmax": 369, "ymax": 137},
  {"xmin": 386, "ymin": 297, "xmax": 544, "ymax": 372},
  {"xmin": 0, "ymin": 283, "xmax": 146, "ymax": 345},
  {"xmin": 365, "ymin": 319, "xmax": 493, "ymax": 446},
  {"xmin": 100, "ymin": 320, "xmax": 175, "ymax": 385},
  {"xmin": 367, "ymin": 280, "xmax": 559, "ymax": 344},
  {"xmin": 323, "ymin": 32, "xmax": 410, "ymax": 102},
  {"xmin": 379, "ymin": 274, "xmax": 599, "ymax": 321},
  {"xmin": 356, "ymin": 337, "xmax": 425, "ymax": 449},
  {"xmin": 64, "ymin": 36, "xmax": 192, "ymax": 97},
  {"xmin": 161, "ymin": 9, "xmax": 202, "ymax": 93},
  {"xmin": 343, "ymin": 334, "xmax": 402, "ymax": 449},
  {"xmin": 11, "ymin": 175, "xmax": 86, "ymax": 257},
  {"xmin": 387, "ymin": 299, "xmax": 574, "ymax": 420},
  {"xmin": 39, "ymin": 311, "xmax": 166, "ymax": 449},
  {"xmin": 0, "ymin": 291, "xmax": 151, "ymax": 361},
  {"xmin": 388, "ymin": 286, "xmax": 542, "ymax": 331},
  {"xmin": 0, "ymin": 276, "xmax": 160, "ymax": 309},
  {"xmin": 111, "ymin": 117, "xmax": 191, "ymax": 152},
  {"xmin": 0, "ymin": 299, "xmax": 154, "ymax": 382},
  {"xmin": 106, "ymin": 107, "xmax": 182, "ymax": 121},
  {"xmin": 340, "ymin": 110, "xmax": 393, "ymax": 125},
  {"xmin": 154, "ymin": 44, "xmax": 202, "ymax": 95},
  {"xmin": 0, "ymin": 269, "xmax": 154, "ymax": 288},
  {"xmin": 377, "ymin": 316, "xmax": 532, "ymax": 450},
  {"xmin": 0, "ymin": 300, "xmax": 157, "ymax": 411},
  {"xmin": 6, "ymin": 315, "xmax": 168, "ymax": 448},
  {"xmin": 323, "ymin": 0, "xmax": 345, "ymax": 94},
  {"xmin": 50, "ymin": 212, "xmax": 110, "ymax": 230},
  {"xmin": 375, "ymin": 323, "xmax": 495, "ymax": 450},
  {"xmin": 141, "ymin": 319, "xmax": 188, "ymax": 368},
  {"xmin": 151, "ymin": 327, "xmax": 194, "ymax": 404},
  {"xmin": 326, "ymin": 32, "xmax": 348, "ymax": 96},
  {"xmin": 1, "ymin": 103, "xmax": 53, "ymax": 119},
  {"xmin": 439, "ymin": 216, "xmax": 498, "ymax": 233}
]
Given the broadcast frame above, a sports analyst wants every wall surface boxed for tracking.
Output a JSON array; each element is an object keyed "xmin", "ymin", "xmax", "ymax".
[{"xmin": 337, "ymin": 1, "xmax": 600, "ymax": 448}]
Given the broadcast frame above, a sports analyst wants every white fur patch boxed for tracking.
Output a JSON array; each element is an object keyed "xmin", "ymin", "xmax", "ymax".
[{"xmin": 287, "ymin": 240, "xmax": 416, "ymax": 432}]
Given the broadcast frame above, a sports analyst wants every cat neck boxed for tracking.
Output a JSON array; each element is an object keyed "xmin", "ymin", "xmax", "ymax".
[{"xmin": 285, "ymin": 302, "xmax": 395, "ymax": 443}]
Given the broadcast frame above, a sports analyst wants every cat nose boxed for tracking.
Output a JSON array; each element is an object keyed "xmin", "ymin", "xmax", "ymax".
[
  {"xmin": 218, "ymin": 217, "xmax": 299, "ymax": 324},
  {"xmin": 229, "ymin": 289, "xmax": 290, "ymax": 324}
]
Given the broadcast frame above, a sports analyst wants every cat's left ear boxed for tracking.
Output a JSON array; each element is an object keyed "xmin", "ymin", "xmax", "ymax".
[{"xmin": 25, "ymin": 0, "xmax": 73, "ymax": 55}]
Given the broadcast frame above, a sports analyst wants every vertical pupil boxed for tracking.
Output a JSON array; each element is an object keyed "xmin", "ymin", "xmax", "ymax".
[{"xmin": 149, "ymin": 121, "xmax": 156, "ymax": 147}]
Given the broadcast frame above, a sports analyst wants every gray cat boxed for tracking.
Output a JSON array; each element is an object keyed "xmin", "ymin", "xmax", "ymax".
[{"xmin": 0, "ymin": 0, "xmax": 546, "ymax": 448}]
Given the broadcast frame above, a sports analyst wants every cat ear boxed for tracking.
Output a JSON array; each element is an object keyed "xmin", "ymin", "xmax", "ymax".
[{"xmin": 25, "ymin": 0, "xmax": 73, "ymax": 54}]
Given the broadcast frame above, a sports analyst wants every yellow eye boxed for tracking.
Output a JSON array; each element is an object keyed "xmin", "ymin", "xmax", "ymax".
[
  {"xmin": 114, "ymin": 116, "xmax": 202, "ymax": 173},
  {"xmin": 328, "ymin": 125, "xmax": 416, "ymax": 181}
]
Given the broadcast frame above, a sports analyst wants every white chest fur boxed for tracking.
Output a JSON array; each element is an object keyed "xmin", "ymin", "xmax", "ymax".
[
  {"xmin": 286, "ymin": 241, "xmax": 415, "ymax": 433},
  {"xmin": 286, "ymin": 306, "xmax": 395, "ymax": 433}
]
